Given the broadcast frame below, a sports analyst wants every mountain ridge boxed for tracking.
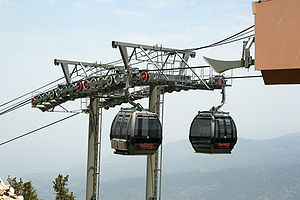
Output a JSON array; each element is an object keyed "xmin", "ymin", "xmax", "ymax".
[{"xmin": 2, "ymin": 132, "xmax": 300, "ymax": 199}]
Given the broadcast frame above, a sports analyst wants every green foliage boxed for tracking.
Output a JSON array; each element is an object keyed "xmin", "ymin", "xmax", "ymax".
[
  {"xmin": 53, "ymin": 174, "xmax": 75, "ymax": 200},
  {"xmin": 7, "ymin": 175, "xmax": 39, "ymax": 200}
]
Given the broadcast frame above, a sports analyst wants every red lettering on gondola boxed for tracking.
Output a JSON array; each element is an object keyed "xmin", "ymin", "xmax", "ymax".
[
  {"xmin": 218, "ymin": 143, "xmax": 230, "ymax": 147},
  {"xmin": 139, "ymin": 143, "xmax": 153, "ymax": 148}
]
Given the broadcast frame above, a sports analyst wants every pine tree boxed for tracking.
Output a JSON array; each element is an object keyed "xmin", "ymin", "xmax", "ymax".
[
  {"xmin": 53, "ymin": 174, "xmax": 75, "ymax": 200},
  {"xmin": 22, "ymin": 181, "xmax": 39, "ymax": 200},
  {"xmin": 7, "ymin": 175, "xmax": 39, "ymax": 200}
]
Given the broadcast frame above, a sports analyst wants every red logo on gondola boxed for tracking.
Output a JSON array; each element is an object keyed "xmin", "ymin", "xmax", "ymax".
[
  {"xmin": 218, "ymin": 143, "xmax": 230, "ymax": 147},
  {"xmin": 140, "ymin": 72, "xmax": 148, "ymax": 82},
  {"xmin": 139, "ymin": 143, "xmax": 153, "ymax": 148}
]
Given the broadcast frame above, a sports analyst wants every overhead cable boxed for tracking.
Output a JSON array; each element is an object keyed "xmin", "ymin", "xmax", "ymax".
[
  {"xmin": 223, "ymin": 75, "xmax": 262, "ymax": 80},
  {"xmin": 0, "ymin": 59, "xmax": 125, "ymax": 116},
  {"xmin": 0, "ymin": 52, "xmax": 142, "ymax": 115},
  {"xmin": 185, "ymin": 25, "xmax": 254, "ymax": 51},
  {"xmin": 0, "ymin": 99, "xmax": 30, "ymax": 116},
  {"xmin": 0, "ymin": 113, "xmax": 80, "ymax": 146},
  {"xmin": 211, "ymin": 34, "xmax": 255, "ymax": 47},
  {"xmin": 0, "ymin": 77, "xmax": 64, "ymax": 109},
  {"xmin": 0, "ymin": 26, "xmax": 255, "ymax": 115}
]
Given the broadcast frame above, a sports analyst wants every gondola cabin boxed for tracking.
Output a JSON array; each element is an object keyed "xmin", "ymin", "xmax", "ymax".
[
  {"xmin": 189, "ymin": 111, "xmax": 237, "ymax": 154},
  {"xmin": 110, "ymin": 108, "xmax": 162, "ymax": 155}
]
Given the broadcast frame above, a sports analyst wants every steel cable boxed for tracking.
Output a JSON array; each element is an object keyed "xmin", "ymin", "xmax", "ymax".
[
  {"xmin": 0, "ymin": 113, "xmax": 80, "ymax": 146},
  {"xmin": 185, "ymin": 25, "xmax": 254, "ymax": 51}
]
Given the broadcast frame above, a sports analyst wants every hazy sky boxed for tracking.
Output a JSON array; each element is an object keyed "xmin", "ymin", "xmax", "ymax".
[{"xmin": 1, "ymin": 0, "xmax": 300, "ymax": 176}]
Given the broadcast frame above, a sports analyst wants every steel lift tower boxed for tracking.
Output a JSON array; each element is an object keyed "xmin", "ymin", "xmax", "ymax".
[{"xmin": 32, "ymin": 41, "xmax": 233, "ymax": 200}]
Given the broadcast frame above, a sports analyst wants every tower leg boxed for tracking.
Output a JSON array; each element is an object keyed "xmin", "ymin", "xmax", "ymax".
[
  {"xmin": 86, "ymin": 98, "xmax": 100, "ymax": 200},
  {"xmin": 146, "ymin": 86, "xmax": 160, "ymax": 200}
]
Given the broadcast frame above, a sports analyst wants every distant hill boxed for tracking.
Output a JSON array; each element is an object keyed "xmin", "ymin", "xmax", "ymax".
[
  {"xmin": 8, "ymin": 133, "xmax": 300, "ymax": 199},
  {"xmin": 97, "ymin": 132, "xmax": 300, "ymax": 200},
  {"xmin": 101, "ymin": 162, "xmax": 300, "ymax": 200},
  {"xmin": 95, "ymin": 132, "xmax": 300, "ymax": 184}
]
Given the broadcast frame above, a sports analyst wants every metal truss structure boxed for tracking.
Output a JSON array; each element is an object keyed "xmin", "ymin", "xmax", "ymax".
[
  {"xmin": 31, "ymin": 41, "xmax": 231, "ymax": 200},
  {"xmin": 31, "ymin": 41, "xmax": 228, "ymax": 112}
]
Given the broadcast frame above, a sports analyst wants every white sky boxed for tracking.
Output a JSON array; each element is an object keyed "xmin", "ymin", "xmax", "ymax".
[{"xmin": 1, "ymin": 0, "xmax": 300, "ymax": 176}]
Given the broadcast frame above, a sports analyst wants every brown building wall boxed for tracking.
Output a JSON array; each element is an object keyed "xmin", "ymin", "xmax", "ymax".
[{"xmin": 253, "ymin": 0, "xmax": 300, "ymax": 84}]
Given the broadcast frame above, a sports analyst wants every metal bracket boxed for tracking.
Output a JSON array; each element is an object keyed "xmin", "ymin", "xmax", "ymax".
[
  {"xmin": 210, "ymin": 86, "xmax": 226, "ymax": 113},
  {"xmin": 112, "ymin": 41, "xmax": 196, "ymax": 57},
  {"xmin": 54, "ymin": 59, "xmax": 116, "ymax": 85},
  {"xmin": 139, "ymin": 46, "xmax": 169, "ymax": 80},
  {"xmin": 242, "ymin": 36, "xmax": 255, "ymax": 68},
  {"xmin": 54, "ymin": 60, "xmax": 71, "ymax": 84},
  {"xmin": 203, "ymin": 36, "xmax": 255, "ymax": 73},
  {"xmin": 179, "ymin": 53, "xmax": 190, "ymax": 75},
  {"xmin": 118, "ymin": 46, "xmax": 130, "ymax": 70},
  {"xmin": 112, "ymin": 41, "xmax": 197, "ymax": 83},
  {"xmin": 175, "ymin": 52, "xmax": 211, "ymax": 89}
]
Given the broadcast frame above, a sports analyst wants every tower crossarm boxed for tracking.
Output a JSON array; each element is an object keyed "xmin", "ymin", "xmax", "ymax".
[
  {"xmin": 31, "ymin": 41, "xmax": 229, "ymax": 113},
  {"xmin": 31, "ymin": 70, "xmax": 227, "ymax": 112}
]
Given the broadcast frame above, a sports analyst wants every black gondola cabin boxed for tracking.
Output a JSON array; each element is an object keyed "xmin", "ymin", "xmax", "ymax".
[
  {"xmin": 189, "ymin": 111, "xmax": 237, "ymax": 154},
  {"xmin": 110, "ymin": 108, "xmax": 162, "ymax": 155}
]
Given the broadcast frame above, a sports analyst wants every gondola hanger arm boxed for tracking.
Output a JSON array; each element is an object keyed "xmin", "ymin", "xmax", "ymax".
[{"xmin": 210, "ymin": 86, "xmax": 226, "ymax": 113}]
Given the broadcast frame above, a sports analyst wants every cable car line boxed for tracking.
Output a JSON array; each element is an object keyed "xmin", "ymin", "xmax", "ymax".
[
  {"xmin": 223, "ymin": 75, "xmax": 262, "ymax": 80},
  {"xmin": 213, "ymin": 34, "xmax": 255, "ymax": 47},
  {"xmin": 146, "ymin": 65, "xmax": 210, "ymax": 72},
  {"xmin": 0, "ymin": 60, "xmax": 125, "ymax": 116},
  {"xmin": 0, "ymin": 52, "xmax": 147, "ymax": 115},
  {"xmin": 1, "ymin": 50, "xmax": 152, "ymax": 116},
  {"xmin": 208, "ymin": 28, "xmax": 255, "ymax": 48},
  {"xmin": 0, "ymin": 97, "xmax": 30, "ymax": 113},
  {"xmin": 192, "ymin": 33, "xmax": 255, "ymax": 50},
  {"xmin": 0, "ymin": 71, "xmax": 261, "ymax": 116},
  {"xmin": 130, "ymin": 30, "xmax": 254, "ymax": 68},
  {"xmin": 199, "ymin": 33, "xmax": 255, "ymax": 50},
  {"xmin": 0, "ymin": 99, "xmax": 30, "ymax": 116},
  {"xmin": 221, "ymin": 28, "xmax": 254, "ymax": 42},
  {"xmin": 0, "ymin": 113, "xmax": 80, "ymax": 147},
  {"xmin": 185, "ymin": 25, "xmax": 254, "ymax": 51},
  {"xmin": 0, "ymin": 77, "xmax": 65, "ymax": 109}
]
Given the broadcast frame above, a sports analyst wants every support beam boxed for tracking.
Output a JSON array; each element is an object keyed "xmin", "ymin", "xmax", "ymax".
[
  {"xmin": 146, "ymin": 85, "xmax": 160, "ymax": 200},
  {"xmin": 86, "ymin": 98, "xmax": 100, "ymax": 200},
  {"xmin": 60, "ymin": 63, "xmax": 71, "ymax": 84},
  {"xmin": 118, "ymin": 46, "xmax": 129, "ymax": 69},
  {"xmin": 54, "ymin": 59, "xmax": 115, "ymax": 70},
  {"xmin": 112, "ymin": 41, "xmax": 196, "ymax": 58},
  {"xmin": 179, "ymin": 53, "xmax": 190, "ymax": 75}
]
